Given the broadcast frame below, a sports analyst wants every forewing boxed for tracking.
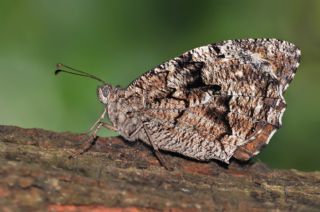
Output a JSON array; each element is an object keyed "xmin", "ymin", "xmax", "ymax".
[{"xmin": 126, "ymin": 38, "xmax": 301, "ymax": 162}]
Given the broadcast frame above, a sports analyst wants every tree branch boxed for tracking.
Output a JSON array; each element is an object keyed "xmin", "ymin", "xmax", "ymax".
[{"xmin": 0, "ymin": 125, "xmax": 319, "ymax": 211}]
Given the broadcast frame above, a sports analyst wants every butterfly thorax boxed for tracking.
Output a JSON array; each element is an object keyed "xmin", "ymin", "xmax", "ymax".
[{"xmin": 105, "ymin": 89, "xmax": 145, "ymax": 142}]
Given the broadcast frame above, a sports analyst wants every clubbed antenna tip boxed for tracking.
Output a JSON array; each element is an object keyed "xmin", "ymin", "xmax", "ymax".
[
  {"xmin": 54, "ymin": 69, "xmax": 62, "ymax": 75},
  {"xmin": 53, "ymin": 63, "xmax": 107, "ymax": 84}
]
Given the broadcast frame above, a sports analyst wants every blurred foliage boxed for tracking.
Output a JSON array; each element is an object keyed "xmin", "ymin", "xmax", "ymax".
[{"xmin": 0, "ymin": 0, "xmax": 319, "ymax": 171}]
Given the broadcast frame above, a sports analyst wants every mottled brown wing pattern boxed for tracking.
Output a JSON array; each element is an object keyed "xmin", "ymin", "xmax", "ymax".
[{"xmin": 126, "ymin": 38, "xmax": 301, "ymax": 163}]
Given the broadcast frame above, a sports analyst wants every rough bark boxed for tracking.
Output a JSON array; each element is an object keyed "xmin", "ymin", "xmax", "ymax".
[{"xmin": 0, "ymin": 125, "xmax": 319, "ymax": 211}]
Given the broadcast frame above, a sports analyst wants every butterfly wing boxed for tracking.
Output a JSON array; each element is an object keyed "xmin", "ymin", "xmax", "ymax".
[{"xmin": 125, "ymin": 38, "xmax": 301, "ymax": 163}]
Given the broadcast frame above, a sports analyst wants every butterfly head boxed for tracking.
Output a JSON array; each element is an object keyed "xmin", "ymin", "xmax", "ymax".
[
  {"xmin": 97, "ymin": 84, "xmax": 113, "ymax": 105},
  {"xmin": 55, "ymin": 63, "xmax": 115, "ymax": 105}
]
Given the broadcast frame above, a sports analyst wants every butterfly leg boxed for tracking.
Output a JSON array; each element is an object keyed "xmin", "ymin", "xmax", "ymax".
[
  {"xmin": 69, "ymin": 122, "xmax": 103, "ymax": 159},
  {"xmin": 69, "ymin": 121, "xmax": 117, "ymax": 159},
  {"xmin": 86, "ymin": 108, "xmax": 107, "ymax": 134},
  {"xmin": 129, "ymin": 124, "xmax": 144, "ymax": 137},
  {"xmin": 69, "ymin": 108, "xmax": 114, "ymax": 159},
  {"xmin": 143, "ymin": 123, "xmax": 172, "ymax": 170},
  {"xmin": 100, "ymin": 122, "xmax": 117, "ymax": 131}
]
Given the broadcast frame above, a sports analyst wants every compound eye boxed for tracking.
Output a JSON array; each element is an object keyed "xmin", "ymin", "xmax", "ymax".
[
  {"xmin": 97, "ymin": 85, "xmax": 111, "ymax": 105},
  {"xmin": 102, "ymin": 88, "xmax": 109, "ymax": 97},
  {"xmin": 100, "ymin": 85, "xmax": 112, "ymax": 97}
]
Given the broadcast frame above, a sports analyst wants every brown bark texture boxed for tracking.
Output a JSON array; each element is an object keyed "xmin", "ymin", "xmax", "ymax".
[{"xmin": 0, "ymin": 125, "xmax": 319, "ymax": 211}]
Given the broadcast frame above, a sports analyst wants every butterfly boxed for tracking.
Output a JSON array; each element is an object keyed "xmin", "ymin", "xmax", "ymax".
[{"xmin": 56, "ymin": 38, "xmax": 301, "ymax": 169}]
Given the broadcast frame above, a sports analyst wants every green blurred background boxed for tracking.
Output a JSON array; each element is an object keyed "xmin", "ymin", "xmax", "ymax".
[{"xmin": 0, "ymin": 0, "xmax": 319, "ymax": 171}]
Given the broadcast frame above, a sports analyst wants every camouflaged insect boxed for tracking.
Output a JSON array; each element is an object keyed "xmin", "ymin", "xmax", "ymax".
[{"xmin": 65, "ymin": 38, "xmax": 301, "ymax": 164}]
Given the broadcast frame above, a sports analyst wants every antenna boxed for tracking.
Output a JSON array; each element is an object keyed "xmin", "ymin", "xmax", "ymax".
[{"xmin": 55, "ymin": 63, "xmax": 106, "ymax": 84}]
